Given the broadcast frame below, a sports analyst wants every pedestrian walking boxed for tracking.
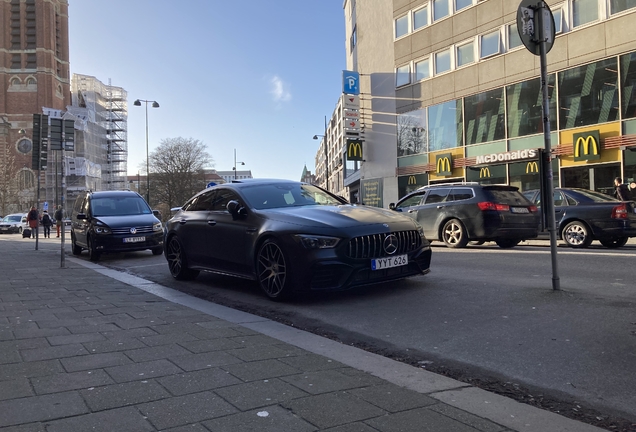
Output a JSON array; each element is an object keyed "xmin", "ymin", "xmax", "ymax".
[
  {"xmin": 41, "ymin": 210, "xmax": 53, "ymax": 238},
  {"xmin": 26, "ymin": 206, "xmax": 39, "ymax": 239},
  {"xmin": 614, "ymin": 177, "xmax": 630, "ymax": 201},
  {"xmin": 54, "ymin": 205, "xmax": 63, "ymax": 237}
]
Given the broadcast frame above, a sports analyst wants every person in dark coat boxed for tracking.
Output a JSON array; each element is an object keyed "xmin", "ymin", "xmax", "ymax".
[
  {"xmin": 614, "ymin": 177, "xmax": 630, "ymax": 201},
  {"xmin": 26, "ymin": 206, "xmax": 39, "ymax": 239},
  {"xmin": 41, "ymin": 210, "xmax": 53, "ymax": 238}
]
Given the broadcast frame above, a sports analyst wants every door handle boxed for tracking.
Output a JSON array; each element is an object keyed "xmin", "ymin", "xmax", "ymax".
[
  {"xmin": 207, "ymin": 220, "xmax": 217, "ymax": 226},
  {"xmin": 178, "ymin": 219, "xmax": 187, "ymax": 225}
]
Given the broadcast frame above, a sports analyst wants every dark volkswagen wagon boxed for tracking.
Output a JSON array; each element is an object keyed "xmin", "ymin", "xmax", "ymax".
[
  {"xmin": 70, "ymin": 190, "xmax": 164, "ymax": 261},
  {"xmin": 390, "ymin": 183, "xmax": 539, "ymax": 248}
]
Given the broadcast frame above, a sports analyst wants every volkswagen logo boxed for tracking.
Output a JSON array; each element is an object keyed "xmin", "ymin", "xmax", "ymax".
[
  {"xmin": 129, "ymin": 227, "xmax": 137, "ymax": 234},
  {"xmin": 383, "ymin": 234, "xmax": 399, "ymax": 255}
]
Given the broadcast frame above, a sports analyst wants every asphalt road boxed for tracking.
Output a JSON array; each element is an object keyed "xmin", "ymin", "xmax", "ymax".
[{"xmin": 27, "ymin": 237, "xmax": 636, "ymax": 424}]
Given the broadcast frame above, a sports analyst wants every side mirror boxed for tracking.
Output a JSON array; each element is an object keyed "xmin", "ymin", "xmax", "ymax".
[
  {"xmin": 227, "ymin": 200, "xmax": 247, "ymax": 217},
  {"xmin": 388, "ymin": 203, "xmax": 396, "ymax": 210},
  {"xmin": 152, "ymin": 209, "xmax": 162, "ymax": 219}
]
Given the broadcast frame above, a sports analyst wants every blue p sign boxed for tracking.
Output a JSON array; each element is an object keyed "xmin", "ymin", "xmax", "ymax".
[{"xmin": 342, "ymin": 70, "xmax": 360, "ymax": 95}]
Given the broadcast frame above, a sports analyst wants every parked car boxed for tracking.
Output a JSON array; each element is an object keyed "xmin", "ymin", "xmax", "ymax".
[
  {"xmin": 389, "ymin": 182, "xmax": 540, "ymax": 248},
  {"xmin": 522, "ymin": 187, "xmax": 636, "ymax": 248},
  {"xmin": 164, "ymin": 179, "xmax": 432, "ymax": 300},
  {"xmin": 70, "ymin": 190, "xmax": 164, "ymax": 261},
  {"xmin": 0, "ymin": 213, "xmax": 28, "ymax": 234}
]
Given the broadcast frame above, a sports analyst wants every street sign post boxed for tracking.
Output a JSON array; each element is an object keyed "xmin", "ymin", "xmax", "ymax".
[{"xmin": 517, "ymin": 0, "xmax": 559, "ymax": 291}]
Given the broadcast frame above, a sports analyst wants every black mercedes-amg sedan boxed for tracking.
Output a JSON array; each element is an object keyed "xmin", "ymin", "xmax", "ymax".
[{"xmin": 164, "ymin": 179, "xmax": 432, "ymax": 300}]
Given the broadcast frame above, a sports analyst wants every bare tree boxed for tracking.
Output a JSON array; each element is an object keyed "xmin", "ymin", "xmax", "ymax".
[
  {"xmin": 145, "ymin": 137, "xmax": 213, "ymax": 209},
  {"xmin": 397, "ymin": 112, "xmax": 427, "ymax": 157}
]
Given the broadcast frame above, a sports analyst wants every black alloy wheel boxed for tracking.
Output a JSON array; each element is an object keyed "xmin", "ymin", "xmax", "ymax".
[
  {"xmin": 599, "ymin": 237, "xmax": 629, "ymax": 248},
  {"xmin": 166, "ymin": 236, "xmax": 199, "ymax": 280},
  {"xmin": 256, "ymin": 239, "xmax": 291, "ymax": 301},
  {"xmin": 495, "ymin": 238, "xmax": 520, "ymax": 249},
  {"xmin": 562, "ymin": 221, "xmax": 592, "ymax": 248},
  {"xmin": 87, "ymin": 236, "xmax": 100, "ymax": 262},
  {"xmin": 442, "ymin": 219, "xmax": 469, "ymax": 248}
]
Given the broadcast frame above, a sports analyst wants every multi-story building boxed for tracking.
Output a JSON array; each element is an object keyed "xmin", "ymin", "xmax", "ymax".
[
  {"xmin": 340, "ymin": 0, "xmax": 636, "ymax": 206},
  {"xmin": 0, "ymin": 0, "xmax": 70, "ymax": 214}
]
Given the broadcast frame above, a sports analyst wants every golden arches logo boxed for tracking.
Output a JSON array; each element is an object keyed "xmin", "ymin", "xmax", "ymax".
[
  {"xmin": 347, "ymin": 141, "xmax": 363, "ymax": 160},
  {"xmin": 573, "ymin": 131, "xmax": 601, "ymax": 161},
  {"xmin": 436, "ymin": 154, "xmax": 452, "ymax": 175},
  {"xmin": 479, "ymin": 167, "xmax": 491, "ymax": 178},
  {"xmin": 526, "ymin": 161, "xmax": 539, "ymax": 173},
  {"xmin": 407, "ymin": 176, "xmax": 417, "ymax": 185}
]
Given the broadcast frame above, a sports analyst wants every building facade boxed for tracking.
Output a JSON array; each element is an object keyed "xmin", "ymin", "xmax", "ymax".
[
  {"xmin": 0, "ymin": 0, "xmax": 70, "ymax": 214},
  {"xmin": 341, "ymin": 0, "xmax": 636, "ymax": 207}
]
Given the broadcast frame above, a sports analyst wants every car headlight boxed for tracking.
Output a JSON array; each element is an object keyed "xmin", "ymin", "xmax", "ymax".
[
  {"xmin": 153, "ymin": 222, "xmax": 163, "ymax": 232},
  {"xmin": 94, "ymin": 225, "xmax": 111, "ymax": 234},
  {"xmin": 294, "ymin": 234, "xmax": 341, "ymax": 249}
]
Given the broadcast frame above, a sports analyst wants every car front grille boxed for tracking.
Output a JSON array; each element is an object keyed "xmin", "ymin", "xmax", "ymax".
[
  {"xmin": 347, "ymin": 230, "xmax": 422, "ymax": 259},
  {"xmin": 110, "ymin": 226, "xmax": 155, "ymax": 235}
]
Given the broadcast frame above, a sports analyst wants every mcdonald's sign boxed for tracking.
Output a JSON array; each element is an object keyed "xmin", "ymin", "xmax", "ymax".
[
  {"xmin": 573, "ymin": 130, "xmax": 601, "ymax": 161},
  {"xmin": 479, "ymin": 167, "xmax": 491, "ymax": 178},
  {"xmin": 526, "ymin": 161, "xmax": 539, "ymax": 173},
  {"xmin": 347, "ymin": 139, "xmax": 363, "ymax": 161},
  {"xmin": 436, "ymin": 153, "xmax": 452, "ymax": 176},
  {"xmin": 408, "ymin": 175, "xmax": 417, "ymax": 185}
]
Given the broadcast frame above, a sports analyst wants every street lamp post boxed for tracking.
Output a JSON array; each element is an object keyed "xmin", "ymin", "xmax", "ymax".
[
  {"xmin": 233, "ymin": 148, "xmax": 245, "ymax": 180},
  {"xmin": 133, "ymin": 99, "xmax": 159, "ymax": 204},
  {"xmin": 313, "ymin": 116, "xmax": 329, "ymax": 191}
]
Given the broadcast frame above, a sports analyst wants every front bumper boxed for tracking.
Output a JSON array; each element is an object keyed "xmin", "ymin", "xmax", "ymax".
[{"xmin": 92, "ymin": 231, "xmax": 164, "ymax": 253}]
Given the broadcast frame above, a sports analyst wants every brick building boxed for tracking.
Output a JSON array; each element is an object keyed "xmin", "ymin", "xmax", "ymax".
[{"xmin": 0, "ymin": 0, "xmax": 70, "ymax": 214}]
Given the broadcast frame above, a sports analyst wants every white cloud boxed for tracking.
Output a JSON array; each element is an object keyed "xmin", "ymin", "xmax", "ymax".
[{"xmin": 269, "ymin": 75, "xmax": 292, "ymax": 103}]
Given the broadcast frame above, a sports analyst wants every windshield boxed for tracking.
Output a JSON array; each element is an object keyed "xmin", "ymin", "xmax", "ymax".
[
  {"xmin": 91, "ymin": 197, "xmax": 151, "ymax": 216},
  {"xmin": 2, "ymin": 215, "xmax": 22, "ymax": 223},
  {"xmin": 241, "ymin": 183, "xmax": 345, "ymax": 210}
]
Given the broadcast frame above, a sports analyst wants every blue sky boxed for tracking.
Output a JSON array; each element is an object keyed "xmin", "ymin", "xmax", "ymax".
[{"xmin": 68, "ymin": 0, "xmax": 345, "ymax": 180}]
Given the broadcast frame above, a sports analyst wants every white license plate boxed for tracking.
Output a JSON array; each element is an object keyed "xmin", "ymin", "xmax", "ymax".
[
  {"xmin": 372, "ymin": 254, "xmax": 408, "ymax": 270},
  {"xmin": 123, "ymin": 236, "xmax": 145, "ymax": 243},
  {"xmin": 510, "ymin": 207, "xmax": 530, "ymax": 214}
]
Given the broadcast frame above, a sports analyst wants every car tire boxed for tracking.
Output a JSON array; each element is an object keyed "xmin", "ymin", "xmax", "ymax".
[
  {"xmin": 151, "ymin": 246, "xmax": 163, "ymax": 256},
  {"xmin": 562, "ymin": 221, "xmax": 592, "ymax": 248},
  {"xmin": 495, "ymin": 239, "xmax": 520, "ymax": 249},
  {"xmin": 441, "ymin": 219, "xmax": 469, "ymax": 249},
  {"xmin": 87, "ymin": 236, "xmax": 100, "ymax": 261},
  {"xmin": 256, "ymin": 239, "xmax": 292, "ymax": 301},
  {"xmin": 599, "ymin": 237, "xmax": 629, "ymax": 248},
  {"xmin": 469, "ymin": 240, "xmax": 486, "ymax": 245},
  {"xmin": 166, "ymin": 236, "xmax": 199, "ymax": 280},
  {"xmin": 71, "ymin": 234, "xmax": 82, "ymax": 256}
]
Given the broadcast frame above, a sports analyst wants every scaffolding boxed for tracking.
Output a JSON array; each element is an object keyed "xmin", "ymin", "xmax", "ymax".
[{"xmin": 70, "ymin": 74, "xmax": 128, "ymax": 191}]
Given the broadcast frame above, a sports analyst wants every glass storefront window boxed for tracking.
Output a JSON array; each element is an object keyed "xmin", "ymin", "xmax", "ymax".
[
  {"xmin": 621, "ymin": 52, "xmax": 636, "ymax": 119},
  {"xmin": 397, "ymin": 109, "xmax": 427, "ymax": 156},
  {"xmin": 428, "ymin": 100, "xmax": 463, "ymax": 151},
  {"xmin": 466, "ymin": 164, "xmax": 506, "ymax": 185},
  {"xmin": 506, "ymin": 74, "xmax": 556, "ymax": 138},
  {"xmin": 558, "ymin": 58, "xmax": 619, "ymax": 129},
  {"xmin": 610, "ymin": 0, "xmax": 636, "ymax": 14},
  {"xmin": 464, "ymin": 88, "xmax": 505, "ymax": 145},
  {"xmin": 572, "ymin": 0, "xmax": 598, "ymax": 27}
]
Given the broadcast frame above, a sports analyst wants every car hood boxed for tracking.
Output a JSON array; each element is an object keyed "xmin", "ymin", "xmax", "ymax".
[
  {"xmin": 92, "ymin": 214, "xmax": 159, "ymax": 227},
  {"xmin": 262, "ymin": 205, "xmax": 419, "ymax": 230}
]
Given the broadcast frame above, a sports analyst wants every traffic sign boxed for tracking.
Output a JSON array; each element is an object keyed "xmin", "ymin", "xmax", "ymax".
[
  {"xmin": 342, "ymin": 70, "xmax": 360, "ymax": 95},
  {"xmin": 344, "ymin": 110, "xmax": 359, "ymax": 120},
  {"xmin": 345, "ymin": 119, "xmax": 360, "ymax": 130},
  {"xmin": 343, "ymin": 94, "xmax": 360, "ymax": 110},
  {"xmin": 517, "ymin": 0, "xmax": 555, "ymax": 56}
]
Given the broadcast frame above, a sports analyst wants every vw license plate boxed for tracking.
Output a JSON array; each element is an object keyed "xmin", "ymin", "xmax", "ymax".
[
  {"xmin": 123, "ymin": 236, "xmax": 145, "ymax": 243},
  {"xmin": 510, "ymin": 207, "xmax": 530, "ymax": 214},
  {"xmin": 372, "ymin": 254, "xmax": 408, "ymax": 270}
]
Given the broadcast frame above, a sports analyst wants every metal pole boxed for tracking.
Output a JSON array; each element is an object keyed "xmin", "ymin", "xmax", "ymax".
[
  {"xmin": 60, "ymin": 144, "xmax": 65, "ymax": 268},
  {"xmin": 234, "ymin": 148, "xmax": 237, "ymax": 180},
  {"xmin": 324, "ymin": 116, "xmax": 329, "ymax": 191},
  {"xmin": 35, "ymin": 119, "xmax": 42, "ymax": 251},
  {"xmin": 538, "ymin": 1, "xmax": 560, "ymax": 290},
  {"xmin": 145, "ymin": 101, "xmax": 150, "ymax": 204}
]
